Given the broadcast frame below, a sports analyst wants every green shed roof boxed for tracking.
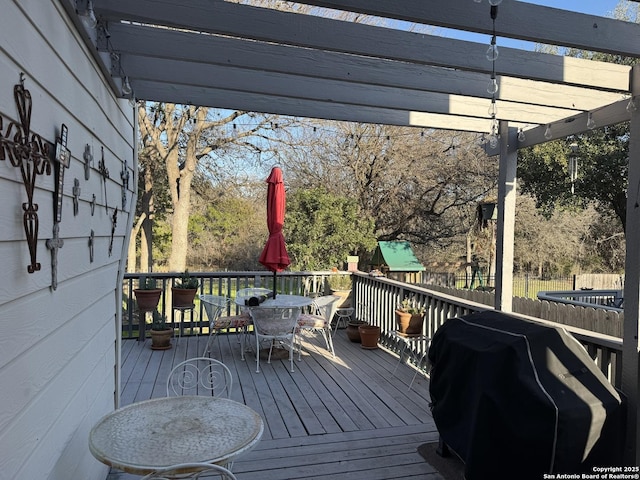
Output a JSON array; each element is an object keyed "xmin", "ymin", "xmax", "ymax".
[{"xmin": 370, "ymin": 241, "xmax": 425, "ymax": 272}]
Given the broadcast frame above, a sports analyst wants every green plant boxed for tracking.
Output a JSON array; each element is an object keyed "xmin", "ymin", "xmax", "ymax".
[
  {"xmin": 174, "ymin": 270, "xmax": 199, "ymax": 289},
  {"xmin": 151, "ymin": 311, "xmax": 169, "ymax": 330},
  {"xmin": 328, "ymin": 273, "xmax": 352, "ymax": 291},
  {"xmin": 397, "ymin": 296, "xmax": 425, "ymax": 315},
  {"xmin": 138, "ymin": 276, "xmax": 158, "ymax": 290}
]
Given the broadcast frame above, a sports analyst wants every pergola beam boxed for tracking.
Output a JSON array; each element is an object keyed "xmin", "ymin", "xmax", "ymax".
[
  {"xmin": 518, "ymin": 99, "xmax": 631, "ymax": 148},
  {"xmin": 291, "ymin": 0, "xmax": 640, "ymax": 58},
  {"xmin": 121, "ymin": 54, "xmax": 582, "ymax": 127},
  {"xmin": 95, "ymin": 0, "xmax": 630, "ymax": 91},
  {"xmin": 108, "ymin": 23, "xmax": 623, "ymax": 115},
  {"xmin": 129, "ymin": 79, "xmax": 501, "ymax": 133}
]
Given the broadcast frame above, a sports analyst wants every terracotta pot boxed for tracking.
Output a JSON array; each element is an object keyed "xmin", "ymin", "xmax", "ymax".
[
  {"xmin": 358, "ymin": 324, "xmax": 380, "ymax": 349},
  {"xmin": 133, "ymin": 288, "xmax": 162, "ymax": 311},
  {"xmin": 395, "ymin": 310, "xmax": 425, "ymax": 336},
  {"xmin": 149, "ymin": 328, "xmax": 173, "ymax": 350},
  {"xmin": 172, "ymin": 287, "xmax": 197, "ymax": 308},
  {"xmin": 330, "ymin": 289, "xmax": 352, "ymax": 308},
  {"xmin": 347, "ymin": 321, "xmax": 367, "ymax": 343}
]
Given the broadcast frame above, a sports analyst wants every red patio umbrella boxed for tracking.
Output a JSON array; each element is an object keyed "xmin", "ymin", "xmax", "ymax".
[{"xmin": 258, "ymin": 167, "xmax": 290, "ymax": 298}]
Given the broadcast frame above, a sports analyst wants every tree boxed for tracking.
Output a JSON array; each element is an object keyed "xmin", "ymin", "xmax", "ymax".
[
  {"xmin": 188, "ymin": 181, "xmax": 267, "ymax": 271},
  {"xmin": 518, "ymin": 124, "xmax": 629, "ymax": 230},
  {"xmin": 284, "ymin": 123, "xmax": 497, "ymax": 251},
  {"xmin": 135, "ymin": 103, "xmax": 301, "ymax": 272},
  {"xmin": 285, "ymin": 187, "xmax": 377, "ymax": 270},
  {"xmin": 513, "ymin": 194, "xmax": 596, "ymax": 276},
  {"xmin": 519, "ymin": 3, "xmax": 638, "ymax": 234}
]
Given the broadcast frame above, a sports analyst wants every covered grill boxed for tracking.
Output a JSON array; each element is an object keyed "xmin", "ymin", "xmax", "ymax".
[{"xmin": 428, "ymin": 311, "xmax": 625, "ymax": 479}]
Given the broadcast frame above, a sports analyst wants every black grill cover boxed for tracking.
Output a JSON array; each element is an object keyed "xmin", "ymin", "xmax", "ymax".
[{"xmin": 428, "ymin": 311, "xmax": 624, "ymax": 479}]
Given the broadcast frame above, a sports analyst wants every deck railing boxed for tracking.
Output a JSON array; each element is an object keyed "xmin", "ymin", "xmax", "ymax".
[
  {"xmin": 351, "ymin": 272, "xmax": 623, "ymax": 389},
  {"xmin": 122, "ymin": 270, "xmax": 624, "ymax": 389},
  {"xmin": 122, "ymin": 271, "xmax": 331, "ymax": 339}
]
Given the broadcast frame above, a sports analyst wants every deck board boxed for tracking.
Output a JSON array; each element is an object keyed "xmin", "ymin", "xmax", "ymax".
[{"xmin": 107, "ymin": 328, "xmax": 440, "ymax": 479}]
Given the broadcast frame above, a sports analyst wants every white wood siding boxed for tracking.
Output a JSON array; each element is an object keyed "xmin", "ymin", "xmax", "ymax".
[{"xmin": 0, "ymin": 1, "xmax": 134, "ymax": 479}]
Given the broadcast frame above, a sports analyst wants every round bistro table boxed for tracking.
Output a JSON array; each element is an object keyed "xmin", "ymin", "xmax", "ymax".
[
  {"xmin": 235, "ymin": 293, "xmax": 313, "ymax": 309},
  {"xmin": 89, "ymin": 396, "xmax": 264, "ymax": 476}
]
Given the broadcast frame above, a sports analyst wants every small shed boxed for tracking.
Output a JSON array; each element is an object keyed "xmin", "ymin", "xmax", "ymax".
[{"xmin": 370, "ymin": 241, "xmax": 425, "ymax": 283}]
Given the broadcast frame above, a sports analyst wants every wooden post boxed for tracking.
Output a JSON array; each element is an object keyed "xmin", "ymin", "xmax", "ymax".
[
  {"xmin": 494, "ymin": 122, "xmax": 517, "ymax": 312},
  {"xmin": 622, "ymin": 64, "xmax": 640, "ymax": 465}
]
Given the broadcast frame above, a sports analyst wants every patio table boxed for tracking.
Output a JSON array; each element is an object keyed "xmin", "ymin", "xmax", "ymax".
[
  {"xmin": 236, "ymin": 294, "xmax": 312, "ymax": 363},
  {"xmin": 235, "ymin": 293, "xmax": 312, "ymax": 309},
  {"xmin": 88, "ymin": 396, "xmax": 264, "ymax": 476}
]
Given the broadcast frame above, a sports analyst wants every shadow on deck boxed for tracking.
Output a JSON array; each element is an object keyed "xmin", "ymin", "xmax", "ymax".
[{"xmin": 107, "ymin": 328, "xmax": 444, "ymax": 479}]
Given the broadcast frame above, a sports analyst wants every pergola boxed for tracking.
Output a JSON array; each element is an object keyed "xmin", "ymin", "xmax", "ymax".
[{"xmin": 63, "ymin": 0, "xmax": 640, "ymax": 463}]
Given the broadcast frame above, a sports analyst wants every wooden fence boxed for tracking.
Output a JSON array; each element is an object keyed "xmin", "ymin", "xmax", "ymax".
[{"xmin": 424, "ymin": 284, "xmax": 623, "ymax": 338}]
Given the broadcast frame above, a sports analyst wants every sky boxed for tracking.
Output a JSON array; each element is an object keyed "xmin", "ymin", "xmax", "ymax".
[
  {"xmin": 436, "ymin": 0, "xmax": 633, "ymax": 50},
  {"xmin": 525, "ymin": 0, "xmax": 622, "ymax": 16}
]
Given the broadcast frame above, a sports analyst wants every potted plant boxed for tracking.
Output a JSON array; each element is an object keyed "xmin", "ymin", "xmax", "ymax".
[
  {"xmin": 149, "ymin": 311, "xmax": 173, "ymax": 350},
  {"xmin": 133, "ymin": 276, "xmax": 162, "ymax": 311},
  {"xmin": 328, "ymin": 273, "xmax": 352, "ymax": 308},
  {"xmin": 171, "ymin": 270, "xmax": 199, "ymax": 308},
  {"xmin": 346, "ymin": 318, "xmax": 368, "ymax": 343},
  {"xmin": 395, "ymin": 296, "xmax": 426, "ymax": 336},
  {"xmin": 358, "ymin": 323, "xmax": 381, "ymax": 349}
]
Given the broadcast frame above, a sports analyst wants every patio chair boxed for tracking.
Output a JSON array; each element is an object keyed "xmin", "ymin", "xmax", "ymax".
[
  {"xmin": 199, "ymin": 294, "xmax": 237, "ymax": 357},
  {"xmin": 295, "ymin": 295, "xmax": 341, "ymax": 360},
  {"xmin": 166, "ymin": 357, "xmax": 233, "ymax": 398},
  {"xmin": 140, "ymin": 462, "xmax": 237, "ymax": 480},
  {"xmin": 232, "ymin": 288, "xmax": 273, "ymax": 359},
  {"xmin": 249, "ymin": 305, "xmax": 302, "ymax": 373}
]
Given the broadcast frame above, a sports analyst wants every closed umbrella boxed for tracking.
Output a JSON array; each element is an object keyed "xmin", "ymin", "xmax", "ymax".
[{"xmin": 258, "ymin": 167, "xmax": 290, "ymax": 299}]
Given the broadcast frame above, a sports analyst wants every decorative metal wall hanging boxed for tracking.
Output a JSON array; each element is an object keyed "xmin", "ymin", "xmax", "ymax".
[
  {"xmin": 0, "ymin": 73, "xmax": 52, "ymax": 273},
  {"xmin": 73, "ymin": 178, "xmax": 81, "ymax": 216},
  {"xmin": 46, "ymin": 223, "xmax": 64, "ymax": 290},
  {"xmin": 53, "ymin": 123, "xmax": 71, "ymax": 222},
  {"xmin": 83, "ymin": 144, "xmax": 93, "ymax": 180},
  {"xmin": 90, "ymin": 194, "xmax": 96, "ymax": 215},
  {"xmin": 108, "ymin": 207, "xmax": 118, "ymax": 257},
  {"xmin": 89, "ymin": 229, "xmax": 94, "ymax": 263},
  {"xmin": 98, "ymin": 146, "xmax": 110, "ymax": 213},
  {"xmin": 120, "ymin": 158, "xmax": 129, "ymax": 209},
  {"xmin": 46, "ymin": 123, "xmax": 71, "ymax": 290}
]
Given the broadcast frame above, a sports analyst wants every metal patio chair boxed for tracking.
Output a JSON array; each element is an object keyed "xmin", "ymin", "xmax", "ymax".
[
  {"xmin": 166, "ymin": 357, "xmax": 233, "ymax": 398},
  {"xmin": 199, "ymin": 294, "xmax": 236, "ymax": 357},
  {"xmin": 295, "ymin": 295, "xmax": 341, "ymax": 360},
  {"xmin": 249, "ymin": 305, "xmax": 301, "ymax": 373}
]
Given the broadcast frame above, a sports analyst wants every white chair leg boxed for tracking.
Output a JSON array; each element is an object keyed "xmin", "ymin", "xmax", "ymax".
[
  {"xmin": 255, "ymin": 335, "xmax": 260, "ymax": 373},
  {"xmin": 288, "ymin": 336, "xmax": 295, "ymax": 372},
  {"xmin": 324, "ymin": 326, "xmax": 335, "ymax": 357},
  {"xmin": 267, "ymin": 341, "xmax": 274, "ymax": 364},
  {"xmin": 296, "ymin": 330, "xmax": 302, "ymax": 361},
  {"xmin": 240, "ymin": 326, "xmax": 246, "ymax": 361}
]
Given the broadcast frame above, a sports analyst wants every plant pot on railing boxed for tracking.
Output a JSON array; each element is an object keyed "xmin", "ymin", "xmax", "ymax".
[
  {"xmin": 328, "ymin": 273, "xmax": 352, "ymax": 308},
  {"xmin": 330, "ymin": 289, "xmax": 352, "ymax": 308},
  {"xmin": 134, "ymin": 276, "xmax": 162, "ymax": 311},
  {"xmin": 134, "ymin": 288, "xmax": 162, "ymax": 311},
  {"xmin": 395, "ymin": 310, "xmax": 425, "ymax": 336},
  {"xmin": 171, "ymin": 270, "xmax": 199, "ymax": 308},
  {"xmin": 171, "ymin": 287, "xmax": 198, "ymax": 308}
]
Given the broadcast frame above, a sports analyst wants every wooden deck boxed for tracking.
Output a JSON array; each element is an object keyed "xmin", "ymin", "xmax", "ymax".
[{"xmin": 106, "ymin": 328, "xmax": 442, "ymax": 479}]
